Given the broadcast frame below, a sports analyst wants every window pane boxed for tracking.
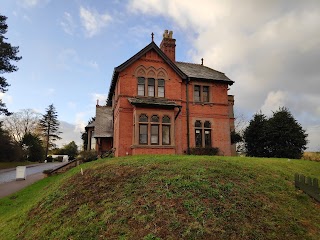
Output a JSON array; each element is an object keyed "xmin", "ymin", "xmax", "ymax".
[
  {"xmin": 204, "ymin": 121, "xmax": 211, "ymax": 128},
  {"xmin": 151, "ymin": 115, "xmax": 159, "ymax": 122},
  {"xmin": 138, "ymin": 84, "xmax": 145, "ymax": 96},
  {"xmin": 148, "ymin": 86, "xmax": 155, "ymax": 97},
  {"xmin": 158, "ymin": 86, "xmax": 164, "ymax": 97},
  {"xmin": 203, "ymin": 86, "xmax": 209, "ymax": 102},
  {"xmin": 148, "ymin": 78, "xmax": 155, "ymax": 85},
  {"xmin": 162, "ymin": 115, "xmax": 171, "ymax": 123},
  {"xmin": 205, "ymin": 130, "xmax": 211, "ymax": 147},
  {"xmin": 138, "ymin": 77, "xmax": 145, "ymax": 96},
  {"xmin": 158, "ymin": 79, "xmax": 164, "ymax": 86},
  {"xmin": 139, "ymin": 114, "xmax": 148, "ymax": 122},
  {"xmin": 195, "ymin": 120, "xmax": 202, "ymax": 128},
  {"xmin": 139, "ymin": 124, "xmax": 148, "ymax": 144},
  {"xmin": 194, "ymin": 85, "xmax": 200, "ymax": 102},
  {"xmin": 162, "ymin": 125, "xmax": 170, "ymax": 145},
  {"xmin": 138, "ymin": 77, "xmax": 145, "ymax": 84},
  {"xmin": 195, "ymin": 129, "xmax": 202, "ymax": 147},
  {"xmin": 151, "ymin": 125, "xmax": 159, "ymax": 144}
]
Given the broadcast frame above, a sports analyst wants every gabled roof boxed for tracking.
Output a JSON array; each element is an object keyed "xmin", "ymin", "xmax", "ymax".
[
  {"xmin": 107, "ymin": 41, "xmax": 187, "ymax": 106},
  {"xmin": 94, "ymin": 106, "xmax": 113, "ymax": 138},
  {"xmin": 175, "ymin": 62, "xmax": 234, "ymax": 84}
]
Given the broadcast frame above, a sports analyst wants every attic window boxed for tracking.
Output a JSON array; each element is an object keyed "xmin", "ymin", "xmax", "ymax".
[{"xmin": 138, "ymin": 77, "xmax": 145, "ymax": 96}]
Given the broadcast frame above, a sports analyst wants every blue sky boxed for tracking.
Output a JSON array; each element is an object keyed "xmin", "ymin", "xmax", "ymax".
[{"xmin": 1, "ymin": 0, "xmax": 320, "ymax": 151}]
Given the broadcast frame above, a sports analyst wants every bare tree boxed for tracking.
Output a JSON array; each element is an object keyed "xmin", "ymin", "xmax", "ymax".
[{"xmin": 2, "ymin": 109, "xmax": 41, "ymax": 143}]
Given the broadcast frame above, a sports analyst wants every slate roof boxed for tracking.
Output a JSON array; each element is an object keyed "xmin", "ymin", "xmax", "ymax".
[
  {"xmin": 94, "ymin": 106, "xmax": 113, "ymax": 138},
  {"xmin": 85, "ymin": 121, "xmax": 95, "ymax": 129},
  {"xmin": 128, "ymin": 97, "xmax": 181, "ymax": 109},
  {"xmin": 175, "ymin": 62, "xmax": 233, "ymax": 84}
]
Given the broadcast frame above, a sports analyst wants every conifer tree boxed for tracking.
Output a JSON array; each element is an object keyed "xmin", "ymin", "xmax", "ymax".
[
  {"xmin": 0, "ymin": 14, "xmax": 22, "ymax": 115},
  {"xmin": 243, "ymin": 112, "xmax": 269, "ymax": 157},
  {"xmin": 39, "ymin": 104, "xmax": 61, "ymax": 157}
]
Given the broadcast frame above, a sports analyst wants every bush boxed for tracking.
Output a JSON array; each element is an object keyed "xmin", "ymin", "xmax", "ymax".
[
  {"xmin": 77, "ymin": 150, "xmax": 98, "ymax": 162},
  {"xmin": 189, "ymin": 147, "xmax": 219, "ymax": 155}
]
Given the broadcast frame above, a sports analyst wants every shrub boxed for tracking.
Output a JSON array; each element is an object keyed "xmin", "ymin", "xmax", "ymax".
[
  {"xmin": 189, "ymin": 147, "xmax": 219, "ymax": 155},
  {"xmin": 77, "ymin": 150, "xmax": 98, "ymax": 162}
]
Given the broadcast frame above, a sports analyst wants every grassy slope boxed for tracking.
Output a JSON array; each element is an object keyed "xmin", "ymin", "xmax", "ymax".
[{"xmin": 0, "ymin": 155, "xmax": 319, "ymax": 240}]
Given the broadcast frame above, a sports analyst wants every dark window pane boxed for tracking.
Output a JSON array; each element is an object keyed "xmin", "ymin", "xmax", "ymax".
[
  {"xmin": 158, "ymin": 79, "xmax": 164, "ymax": 86},
  {"xmin": 151, "ymin": 115, "xmax": 159, "ymax": 122},
  {"xmin": 162, "ymin": 125, "xmax": 170, "ymax": 145},
  {"xmin": 204, "ymin": 121, "xmax": 211, "ymax": 128},
  {"xmin": 205, "ymin": 130, "xmax": 211, "ymax": 147},
  {"xmin": 203, "ymin": 86, "xmax": 209, "ymax": 102},
  {"xmin": 148, "ymin": 78, "xmax": 155, "ymax": 85},
  {"xmin": 162, "ymin": 115, "xmax": 171, "ymax": 123},
  {"xmin": 139, "ymin": 124, "xmax": 148, "ymax": 144},
  {"xmin": 151, "ymin": 125, "xmax": 159, "ymax": 144},
  {"xmin": 195, "ymin": 129, "xmax": 202, "ymax": 147},
  {"xmin": 138, "ymin": 77, "xmax": 145, "ymax": 84},
  {"xmin": 195, "ymin": 120, "xmax": 202, "ymax": 128},
  {"xmin": 194, "ymin": 85, "xmax": 200, "ymax": 102},
  {"xmin": 139, "ymin": 114, "xmax": 148, "ymax": 122}
]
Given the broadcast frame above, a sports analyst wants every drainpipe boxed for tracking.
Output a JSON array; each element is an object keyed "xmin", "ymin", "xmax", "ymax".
[{"xmin": 186, "ymin": 77, "xmax": 190, "ymax": 155}]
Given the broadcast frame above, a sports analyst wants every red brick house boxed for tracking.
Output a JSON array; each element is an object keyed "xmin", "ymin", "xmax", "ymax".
[{"xmin": 87, "ymin": 30, "xmax": 235, "ymax": 157}]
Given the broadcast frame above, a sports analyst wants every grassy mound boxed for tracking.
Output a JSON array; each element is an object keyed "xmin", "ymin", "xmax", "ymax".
[{"xmin": 1, "ymin": 155, "xmax": 320, "ymax": 239}]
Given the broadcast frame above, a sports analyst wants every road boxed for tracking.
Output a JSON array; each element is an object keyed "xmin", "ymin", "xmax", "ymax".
[{"xmin": 0, "ymin": 162, "xmax": 65, "ymax": 184}]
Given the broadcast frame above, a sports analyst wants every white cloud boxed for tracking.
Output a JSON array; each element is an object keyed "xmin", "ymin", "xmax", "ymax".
[
  {"xmin": 0, "ymin": 93, "xmax": 13, "ymax": 104},
  {"xmin": 60, "ymin": 12, "xmax": 76, "ymax": 35},
  {"xmin": 79, "ymin": 6, "xmax": 112, "ymax": 38},
  {"xmin": 92, "ymin": 93, "xmax": 108, "ymax": 106},
  {"xmin": 260, "ymin": 90, "xmax": 289, "ymax": 115},
  {"xmin": 19, "ymin": 0, "xmax": 50, "ymax": 8}
]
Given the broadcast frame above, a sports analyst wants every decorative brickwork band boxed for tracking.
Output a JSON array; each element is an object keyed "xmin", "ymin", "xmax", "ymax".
[{"xmin": 295, "ymin": 173, "xmax": 320, "ymax": 202}]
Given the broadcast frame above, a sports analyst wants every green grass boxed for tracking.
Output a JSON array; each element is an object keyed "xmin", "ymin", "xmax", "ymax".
[
  {"xmin": 0, "ymin": 155, "xmax": 320, "ymax": 239},
  {"xmin": 0, "ymin": 161, "xmax": 36, "ymax": 170}
]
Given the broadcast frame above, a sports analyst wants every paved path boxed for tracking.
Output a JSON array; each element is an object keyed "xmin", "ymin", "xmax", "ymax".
[
  {"xmin": 0, "ymin": 172, "xmax": 46, "ymax": 198},
  {"xmin": 0, "ymin": 162, "xmax": 65, "ymax": 199}
]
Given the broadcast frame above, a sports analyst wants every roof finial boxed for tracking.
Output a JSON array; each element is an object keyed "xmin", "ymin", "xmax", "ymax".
[
  {"xmin": 96, "ymin": 99, "xmax": 99, "ymax": 106},
  {"xmin": 201, "ymin": 58, "xmax": 204, "ymax": 65},
  {"xmin": 151, "ymin": 32, "xmax": 154, "ymax": 42}
]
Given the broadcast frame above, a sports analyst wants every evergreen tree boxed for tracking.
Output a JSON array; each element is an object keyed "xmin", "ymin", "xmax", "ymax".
[
  {"xmin": 0, "ymin": 14, "xmax": 22, "ymax": 115},
  {"xmin": 39, "ymin": 104, "xmax": 61, "ymax": 157},
  {"xmin": 53, "ymin": 141, "xmax": 78, "ymax": 159},
  {"xmin": 243, "ymin": 112, "xmax": 269, "ymax": 157},
  {"xmin": 266, "ymin": 107, "xmax": 307, "ymax": 159},
  {"xmin": 0, "ymin": 122, "xmax": 22, "ymax": 162},
  {"xmin": 21, "ymin": 133, "xmax": 45, "ymax": 162}
]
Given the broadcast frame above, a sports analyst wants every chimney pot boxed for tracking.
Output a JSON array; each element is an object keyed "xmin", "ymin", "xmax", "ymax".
[{"xmin": 160, "ymin": 29, "xmax": 176, "ymax": 62}]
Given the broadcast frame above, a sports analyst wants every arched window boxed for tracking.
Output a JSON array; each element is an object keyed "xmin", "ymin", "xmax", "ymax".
[
  {"xmin": 139, "ymin": 114, "xmax": 148, "ymax": 122},
  {"xmin": 139, "ymin": 114, "xmax": 148, "ymax": 144},
  {"xmin": 136, "ymin": 67, "xmax": 167, "ymax": 97}
]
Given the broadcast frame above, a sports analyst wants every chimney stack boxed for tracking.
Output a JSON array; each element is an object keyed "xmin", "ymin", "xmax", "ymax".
[{"xmin": 160, "ymin": 30, "xmax": 176, "ymax": 62}]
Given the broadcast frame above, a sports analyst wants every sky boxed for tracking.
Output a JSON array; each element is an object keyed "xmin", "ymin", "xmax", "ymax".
[{"xmin": 1, "ymin": 0, "xmax": 320, "ymax": 151}]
